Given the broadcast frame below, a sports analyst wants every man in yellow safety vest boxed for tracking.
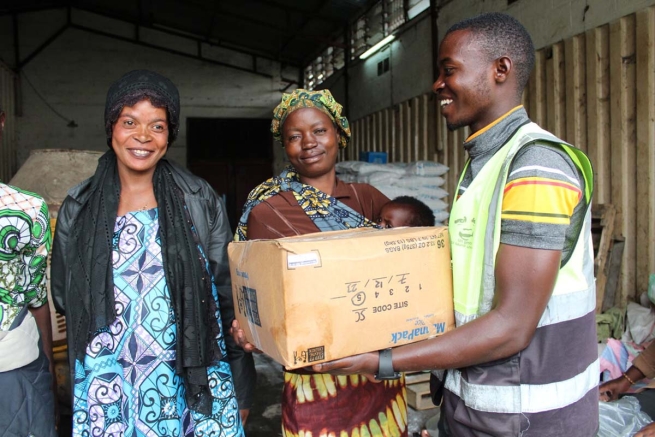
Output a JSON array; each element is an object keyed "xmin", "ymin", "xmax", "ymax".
[{"xmin": 314, "ymin": 12, "xmax": 599, "ymax": 436}]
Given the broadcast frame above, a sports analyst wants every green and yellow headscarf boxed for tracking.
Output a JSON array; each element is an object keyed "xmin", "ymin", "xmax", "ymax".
[{"xmin": 271, "ymin": 89, "xmax": 351, "ymax": 149}]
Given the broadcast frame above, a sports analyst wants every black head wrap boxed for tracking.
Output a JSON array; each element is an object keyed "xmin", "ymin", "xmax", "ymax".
[
  {"xmin": 104, "ymin": 69, "xmax": 180, "ymax": 146},
  {"xmin": 67, "ymin": 71, "xmax": 219, "ymax": 415}
]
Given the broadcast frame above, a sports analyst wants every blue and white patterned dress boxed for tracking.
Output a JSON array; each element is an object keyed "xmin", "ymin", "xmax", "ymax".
[{"xmin": 71, "ymin": 209, "xmax": 243, "ymax": 437}]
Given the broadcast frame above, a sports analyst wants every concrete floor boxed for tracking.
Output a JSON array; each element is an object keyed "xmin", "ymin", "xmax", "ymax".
[{"xmin": 245, "ymin": 353, "xmax": 440, "ymax": 436}]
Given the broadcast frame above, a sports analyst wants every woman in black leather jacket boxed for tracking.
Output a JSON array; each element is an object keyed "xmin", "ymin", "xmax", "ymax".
[{"xmin": 51, "ymin": 70, "xmax": 254, "ymax": 437}]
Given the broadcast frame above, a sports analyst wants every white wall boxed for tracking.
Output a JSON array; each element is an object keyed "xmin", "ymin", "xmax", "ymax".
[
  {"xmin": 317, "ymin": 69, "xmax": 347, "ymax": 112},
  {"xmin": 0, "ymin": 8, "xmax": 297, "ymax": 168},
  {"xmin": 437, "ymin": 0, "xmax": 655, "ymax": 49},
  {"xmin": 329, "ymin": 13, "xmax": 433, "ymax": 121},
  {"xmin": 317, "ymin": 14, "xmax": 432, "ymax": 121}
]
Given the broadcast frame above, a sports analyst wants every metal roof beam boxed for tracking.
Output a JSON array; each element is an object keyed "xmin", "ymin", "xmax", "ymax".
[
  {"xmin": 278, "ymin": 0, "xmax": 338, "ymax": 55},
  {"xmin": 231, "ymin": 0, "xmax": 344, "ymax": 25},
  {"xmin": 0, "ymin": 2, "xmax": 64, "ymax": 16},
  {"xmin": 69, "ymin": 22, "xmax": 274, "ymax": 78},
  {"xmin": 68, "ymin": 4, "xmax": 302, "ymax": 65},
  {"xmin": 170, "ymin": 0, "xmax": 346, "ymax": 49},
  {"xmin": 4, "ymin": 4, "xmax": 283, "ymax": 77}
]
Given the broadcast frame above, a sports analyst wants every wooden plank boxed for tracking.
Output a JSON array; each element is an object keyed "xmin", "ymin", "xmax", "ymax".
[
  {"xmin": 435, "ymin": 105, "xmax": 449, "ymax": 202},
  {"xmin": 376, "ymin": 111, "xmax": 383, "ymax": 152},
  {"xmin": 358, "ymin": 117, "xmax": 364, "ymax": 160},
  {"xmin": 528, "ymin": 49, "xmax": 547, "ymax": 126},
  {"xmin": 635, "ymin": 6, "xmax": 655, "ymax": 293},
  {"xmin": 351, "ymin": 120, "xmax": 358, "ymax": 161},
  {"xmin": 546, "ymin": 46, "xmax": 554, "ymax": 132},
  {"xmin": 565, "ymin": 35, "xmax": 587, "ymax": 152},
  {"xmin": 427, "ymin": 95, "xmax": 437, "ymax": 164},
  {"xmin": 384, "ymin": 108, "xmax": 391, "ymax": 158},
  {"xmin": 451, "ymin": 128, "xmax": 467, "ymax": 211},
  {"xmin": 397, "ymin": 104, "xmax": 405, "ymax": 162},
  {"xmin": 404, "ymin": 371, "xmax": 431, "ymax": 385},
  {"xmin": 406, "ymin": 382, "xmax": 436, "ymax": 410},
  {"xmin": 458, "ymin": 127, "xmax": 468, "ymax": 178},
  {"xmin": 609, "ymin": 15, "xmax": 637, "ymax": 303},
  {"xmin": 404, "ymin": 101, "xmax": 412, "ymax": 162},
  {"xmin": 366, "ymin": 115, "xmax": 373, "ymax": 152},
  {"xmin": 360, "ymin": 115, "xmax": 366, "ymax": 153},
  {"xmin": 604, "ymin": 237, "xmax": 626, "ymax": 311},
  {"xmin": 351, "ymin": 119, "xmax": 357, "ymax": 158},
  {"xmin": 592, "ymin": 204, "xmax": 616, "ymax": 313},
  {"xmin": 447, "ymin": 127, "xmax": 458, "ymax": 210},
  {"xmin": 360, "ymin": 117, "xmax": 366, "ymax": 157},
  {"xmin": 412, "ymin": 96, "xmax": 420, "ymax": 161},
  {"xmin": 352, "ymin": 120, "xmax": 358, "ymax": 161},
  {"xmin": 420, "ymin": 94, "xmax": 429, "ymax": 160},
  {"xmin": 585, "ymin": 25, "xmax": 611, "ymax": 205},
  {"xmin": 390, "ymin": 107, "xmax": 397, "ymax": 163},
  {"xmin": 367, "ymin": 114, "xmax": 374, "ymax": 152},
  {"xmin": 546, "ymin": 42, "xmax": 566, "ymax": 137},
  {"xmin": 521, "ymin": 85, "xmax": 529, "ymax": 109}
]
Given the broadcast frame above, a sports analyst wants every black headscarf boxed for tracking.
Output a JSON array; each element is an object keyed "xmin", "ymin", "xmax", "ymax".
[{"xmin": 66, "ymin": 71, "xmax": 218, "ymax": 415}]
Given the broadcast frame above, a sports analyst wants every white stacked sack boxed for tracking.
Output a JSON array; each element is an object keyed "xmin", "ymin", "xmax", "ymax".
[{"xmin": 336, "ymin": 161, "xmax": 450, "ymax": 224}]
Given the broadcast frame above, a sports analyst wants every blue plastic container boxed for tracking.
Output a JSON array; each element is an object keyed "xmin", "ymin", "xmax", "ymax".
[{"xmin": 359, "ymin": 151, "xmax": 388, "ymax": 164}]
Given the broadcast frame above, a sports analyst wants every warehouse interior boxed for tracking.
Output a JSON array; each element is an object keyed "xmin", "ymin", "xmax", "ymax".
[{"xmin": 1, "ymin": 0, "xmax": 655, "ymax": 435}]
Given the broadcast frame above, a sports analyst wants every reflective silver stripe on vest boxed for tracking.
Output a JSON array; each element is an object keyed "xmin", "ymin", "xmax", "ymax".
[
  {"xmin": 445, "ymin": 359, "xmax": 600, "ymax": 414},
  {"xmin": 537, "ymin": 209, "xmax": 596, "ymax": 327},
  {"xmin": 536, "ymin": 289, "xmax": 595, "ymax": 328},
  {"xmin": 455, "ymin": 155, "xmax": 595, "ymax": 330},
  {"xmin": 449, "ymin": 125, "xmax": 598, "ymax": 415},
  {"xmin": 479, "ymin": 128, "xmax": 570, "ymax": 320},
  {"xmin": 472, "ymin": 127, "xmax": 593, "ymax": 326},
  {"xmin": 455, "ymin": 311, "xmax": 480, "ymax": 326}
]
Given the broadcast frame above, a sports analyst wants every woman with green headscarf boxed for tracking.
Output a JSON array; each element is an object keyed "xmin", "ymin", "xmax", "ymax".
[{"xmin": 233, "ymin": 89, "xmax": 409, "ymax": 436}]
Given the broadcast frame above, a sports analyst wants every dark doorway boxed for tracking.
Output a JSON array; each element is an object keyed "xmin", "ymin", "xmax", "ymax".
[{"xmin": 187, "ymin": 118, "xmax": 273, "ymax": 232}]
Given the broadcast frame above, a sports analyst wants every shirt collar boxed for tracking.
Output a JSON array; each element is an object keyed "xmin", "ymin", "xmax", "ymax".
[
  {"xmin": 463, "ymin": 106, "xmax": 529, "ymax": 158},
  {"xmin": 466, "ymin": 105, "xmax": 524, "ymax": 142}
]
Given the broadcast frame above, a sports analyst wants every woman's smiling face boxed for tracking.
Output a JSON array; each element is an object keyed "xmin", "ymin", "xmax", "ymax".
[
  {"xmin": 111, "ymin": 99, "xmax": 169, "ymax": 177},
  {"xmin": 282, "ymin": 107, "xmax": 340, "ymax": 181}
]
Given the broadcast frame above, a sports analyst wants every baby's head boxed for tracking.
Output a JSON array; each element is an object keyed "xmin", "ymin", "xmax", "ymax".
[{"xmin": 377, "ymin": 196, "xmax": 436, "ymax": 228}]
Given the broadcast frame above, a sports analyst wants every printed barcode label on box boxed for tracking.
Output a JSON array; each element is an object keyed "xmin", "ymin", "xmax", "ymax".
[{"xmin": 287, "ymin": 251, "xmax": 321, "ymax": 269}]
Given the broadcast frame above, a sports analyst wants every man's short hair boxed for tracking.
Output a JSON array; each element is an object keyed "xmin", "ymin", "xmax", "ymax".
[
  {"xmin": 390, "ymin": 196, "xmax": 436, "ymax": 227},
  {"xmin": 446, "ymin": 12, "xmax": 535, "ymax": 95}
]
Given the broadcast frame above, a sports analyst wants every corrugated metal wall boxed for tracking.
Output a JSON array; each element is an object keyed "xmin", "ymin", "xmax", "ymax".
[
  {"xmin": 346, "ymin": 6, "xmax": 655, "ymax": 301},
  {"xmin": 0, "ymin": 62, "xmax": 17, "ymax": 182}
]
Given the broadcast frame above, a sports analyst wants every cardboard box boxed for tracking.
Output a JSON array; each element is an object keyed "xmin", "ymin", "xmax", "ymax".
[{"xmin": 228, "ymin": 226, "xmax": 454, "ymax": 369}]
